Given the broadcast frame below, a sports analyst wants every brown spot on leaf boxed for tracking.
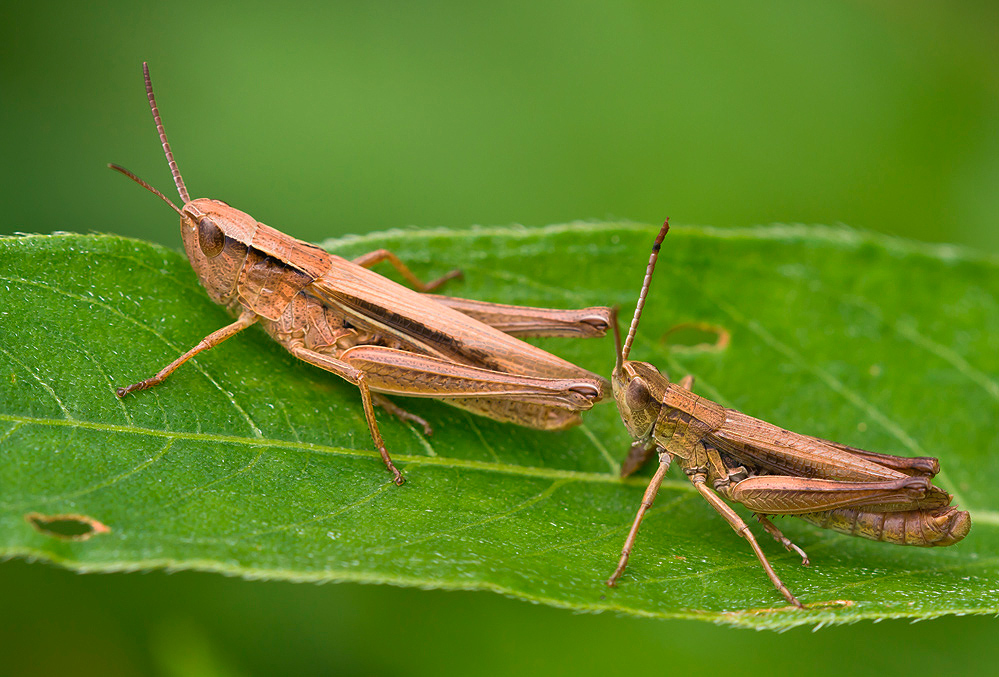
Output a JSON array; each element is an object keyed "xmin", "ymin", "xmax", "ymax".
[
  {"xmin": 24, "ymin": 512, "xmax": 110, "ymax": 541},
  {"xmin": 660, "ymin": 322, "xmax": 731, "ymax": 353}
]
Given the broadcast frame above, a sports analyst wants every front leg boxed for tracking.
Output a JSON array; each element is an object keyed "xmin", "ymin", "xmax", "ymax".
[
  {"xmin": 607, "ymin": 456, "xmax": 671, "ymax": 587},
  {"xmin": 117, "ymin": 309, "xmax": 258, "ymax": 397}
]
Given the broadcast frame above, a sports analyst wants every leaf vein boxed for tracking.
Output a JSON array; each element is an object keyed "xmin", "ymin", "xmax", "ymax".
[
  {"xmin": 0, "ymin": 273, "xmax": 264, "ymax": 439},
  {"xmin": 463, "ymin": 412, "xmax": 501, "ymax": 463},
  {"xmin": 159, "ymin": 447, "xmax": 268, "ymax": 511},
  {"xmin": 0, "ymin": 344, "xmax": 73, "ymax": 419},
  {"xmin": 895, "ymin": 318, "xmax": 999, "ymax": 402},
  {"xmin": 0, "ymin": 412, "xmax": 695, "ymax": 488},
  {"xmin": 240, "ymin": 482, "xmax": 395, "ymax": 538},
  {"xmin": 369, "ymin": 479, "xmax": 570, "ymax": 555},
  {"xmin": 579, "ymin": 423, "xmax": 620, "ymax": 475},
  {"xmin": 5, "ymin": 438, "xmax": 176, "ymax": 509}
]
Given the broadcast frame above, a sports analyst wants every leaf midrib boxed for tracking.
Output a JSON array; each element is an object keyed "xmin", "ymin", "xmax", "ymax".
[
  {"xmin": 4, "ymin": 411, "xmax": 998, "ymax": 525},
  {"xmin": 0, "ymin": 412, "xmax": 670, "ymax": 489}
]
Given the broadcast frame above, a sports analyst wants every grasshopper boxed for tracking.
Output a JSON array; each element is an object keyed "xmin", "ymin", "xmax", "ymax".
[
  {"xmin": 110, "ymin": 63, "xmax": 612, "ymax": 485},
  {"xmin": 606, "ymin": 219, "xmax": 970, "ymax": 608}
]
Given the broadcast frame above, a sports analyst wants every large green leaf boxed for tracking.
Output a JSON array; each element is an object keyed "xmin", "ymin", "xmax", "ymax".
[{"xmin": 0, "ymin": 224, "xmax": 996, "ymax": 630}]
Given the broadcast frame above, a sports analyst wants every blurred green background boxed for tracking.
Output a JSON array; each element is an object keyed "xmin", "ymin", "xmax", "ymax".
[{"xmin": 2, "ymin": 1, "xmax": 997, "ymax": 675}]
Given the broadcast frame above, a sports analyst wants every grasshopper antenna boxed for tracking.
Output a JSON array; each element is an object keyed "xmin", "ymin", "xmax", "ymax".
[
  {"xmin": 621, "ymin": 218, "xmax": 669, "ymax": 363},
  {"xmin": 143, "ymin": 62, "xmax": 190, "ymax": 204},
  {"xmin": 108, "ymin": 163, "xmax": 184, "ymax": 216}
]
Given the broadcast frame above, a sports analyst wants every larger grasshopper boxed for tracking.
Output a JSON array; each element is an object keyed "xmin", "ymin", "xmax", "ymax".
[
  {"xmin": 111, "ymin": 64, "xmax": 611, "ymax": 485},
  {"xmin": 606, "ymin": 220, "xmax": 970, "ymax": 608}
]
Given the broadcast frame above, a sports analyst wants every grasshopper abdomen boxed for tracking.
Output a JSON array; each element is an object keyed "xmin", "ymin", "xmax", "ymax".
[{"xmin": 799, "ymin": 505, "xmax": 971, "ymax": 547}]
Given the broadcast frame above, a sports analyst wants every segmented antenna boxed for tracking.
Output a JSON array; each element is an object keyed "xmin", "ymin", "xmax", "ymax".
[
  {"xmin": 108, "ymin": 164, "xmax": 184, "ymax": 215},
  {"xmin": 143, "ymin": 62, "xmax": 190, "ymax": 204},
  {"xmin": 620, "ymin": 218, "xmax": 669, "ymax": 362}
]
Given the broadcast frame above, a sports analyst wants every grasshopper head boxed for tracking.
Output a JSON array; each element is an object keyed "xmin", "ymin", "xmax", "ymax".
[
  {"xmin": 178, "ymin": 199, "xmax": 259, "ymax": 305},
  {"xmin": 612, "ymin": 353, "xmax": 665, "ymax": 442}
]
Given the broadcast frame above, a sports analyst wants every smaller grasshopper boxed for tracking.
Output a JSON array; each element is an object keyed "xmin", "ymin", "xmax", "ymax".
[
  {"xmin": 110, "ymin": 64, "xmax": 612, "ymax": 486},
  {"xmin": 606, "ymin": 219, "xmax": 970, "ymax": 608}
]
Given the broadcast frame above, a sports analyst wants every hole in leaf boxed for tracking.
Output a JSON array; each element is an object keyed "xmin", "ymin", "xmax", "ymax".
[
  {"xmin": 24, "ymin": 512, "xmax": 111, "ymax": 541},
  {"xmin": 660, "ymin": 322, "xmax": 731, "ymax": 353}
]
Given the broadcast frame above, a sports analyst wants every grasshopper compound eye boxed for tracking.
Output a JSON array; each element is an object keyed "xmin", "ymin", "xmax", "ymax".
[
  {"xmin": 625, "ymin": 377, "xmax": 651, "ymax": 411},
  {"xmin": 197, "ymin": 217, "xmax": 225, "ymax": 257}
]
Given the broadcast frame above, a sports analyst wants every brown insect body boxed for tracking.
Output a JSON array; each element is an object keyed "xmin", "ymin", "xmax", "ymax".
[
  {"xmin": 112, "ymin": 64, "xmax": 611, "ymax": 485},
  {"xmin": 607, "ymin": 219, "xmax": 970, "ymax": 608}
]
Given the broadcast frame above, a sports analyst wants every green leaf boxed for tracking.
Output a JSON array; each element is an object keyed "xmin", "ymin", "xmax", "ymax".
[{"xmin": 1, "ymin": 224, "xmax": 996, "ymax": 630}]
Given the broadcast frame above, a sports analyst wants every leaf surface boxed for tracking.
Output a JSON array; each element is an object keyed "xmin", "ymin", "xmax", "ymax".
[{"xmin": 1, "ymin": 224, "xmax": 996, "ymax": 629}]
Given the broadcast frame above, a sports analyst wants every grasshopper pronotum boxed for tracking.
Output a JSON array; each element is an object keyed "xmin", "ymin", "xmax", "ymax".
[
  {"xmin": 110, "ymin": 63, "xmax": 612, "ymax": 485},
  {"xmin": 606, "ymin": 220, "xmax": 970, "ymax": 608}
]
